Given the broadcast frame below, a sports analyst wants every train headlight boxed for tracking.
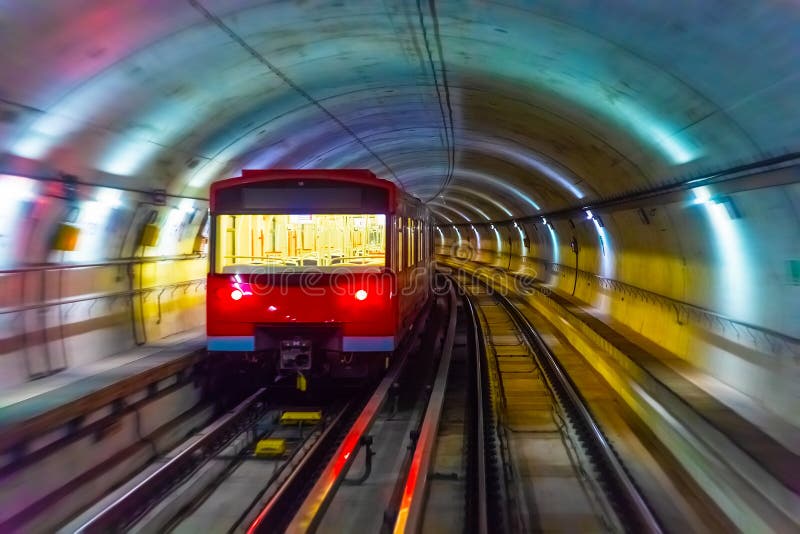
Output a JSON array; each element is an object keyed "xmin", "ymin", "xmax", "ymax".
[
  {"xmin": 355, "ymin": 289, "xmax": 368, "ymax": 301},
  {"xmin": 230, "ymin": 289, "xmax": 243, "ymax": 301}
]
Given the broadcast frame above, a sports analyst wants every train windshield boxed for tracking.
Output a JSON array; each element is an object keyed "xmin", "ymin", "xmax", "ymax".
[{"xmin": 214, "ymin": 213, "xmax": 386, "ymax": 273}]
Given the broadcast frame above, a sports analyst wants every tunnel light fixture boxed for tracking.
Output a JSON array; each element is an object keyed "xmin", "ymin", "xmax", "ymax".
[
  {"xmin": 1, "ymin": 174, "xmax": 37, "ymax": 202},
  {"xmin": 513, "ymin": 221, "xmax": 518, "ymax": 228},
  {"xmin": 692, "ymin": 187, "xmax": 739, "ymax": 219},
  {"xmin": 585, "ymin": 209, "xmax": 594, "ymax": 220},
  {"xmin": 96, "ymin": 187, "xmax": 122, "ymax": 208},
  {"xmin": 490, "ymin": 224, "xmax": 495, "ymax": 230},
  {"xmin": 692, "ymin": 186, "xmax": 713, "ymax": 205},
  {"xmin": 713, "ymin": 196, "xmax": 740, "ymax": 219},
  {"xmin": 179, "ymin": 198, "xmax": 195, "ymax": 213},
  {"xmin": 540, "ymin": 217, "xmax": 547, "ymax": 225}
]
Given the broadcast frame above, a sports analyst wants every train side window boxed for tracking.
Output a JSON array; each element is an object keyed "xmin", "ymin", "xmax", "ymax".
[
  {"xmin": 407, "ymin": 217, "xmax": 414, "ymax": 268},
  {"xmin": 412, "ymin": 219, "xmax": 418, "ymax": 264},
  {"xmin": 417, "ymin": 220, "xmax": 423, "ymax": 262},
  {"xmin": 397, "ymin": 217, "xmax": 403, "ymax": 272},
  {"xmin": 419, "ymin": 221, "xmax": 423, "ymax": 262}
]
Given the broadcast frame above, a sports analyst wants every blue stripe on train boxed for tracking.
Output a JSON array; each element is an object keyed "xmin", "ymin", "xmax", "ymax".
[
  {"xmin": 342, "ymin": 336, "xmax": 395, "ymax": 352},
  {"xmin": 208, "ymin": 336, "xmax": 256, "ymax": 351}
]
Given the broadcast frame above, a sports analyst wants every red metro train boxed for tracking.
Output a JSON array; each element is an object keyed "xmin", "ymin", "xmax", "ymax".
[{"xmin": 207, "ymin": 169, "xmax": 432, "ymax": 379}]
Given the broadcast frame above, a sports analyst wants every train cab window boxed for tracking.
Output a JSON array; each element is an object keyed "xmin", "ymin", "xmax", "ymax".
[{"xmin": 214, "ymin": 213, "xmax": 386, "ymax": 273}]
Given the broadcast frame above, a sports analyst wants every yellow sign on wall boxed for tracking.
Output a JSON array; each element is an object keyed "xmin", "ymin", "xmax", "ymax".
[
  {"xmin": 52, "ymin": 223, "xmax": 80, "ymax": 251},
  {"xmin": 140, "ymin": 223, "xmax": 160, "ymax": 247}
]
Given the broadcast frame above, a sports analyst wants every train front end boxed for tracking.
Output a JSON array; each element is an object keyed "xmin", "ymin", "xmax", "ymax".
[{"xmin": 207, "ymin": 170, "xmax": 396, "ymax": 379}]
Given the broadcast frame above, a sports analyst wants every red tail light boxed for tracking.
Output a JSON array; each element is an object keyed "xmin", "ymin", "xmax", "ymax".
[{"xmin": 231, "ymin": 289, "xmax": 243, "ymax": 301}]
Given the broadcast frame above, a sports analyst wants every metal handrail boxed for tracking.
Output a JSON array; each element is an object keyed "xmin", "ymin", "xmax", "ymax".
[
  {"xmin": 446, "ymin": 254, "xmax": 800, "ymax": 351},
  {"xmin": 0, "ymin": 278, "xmax": 206, "ymax": 315},
  {"xmin": 0, "ymin": 253, "xmax": 206, "ymax": 275}
]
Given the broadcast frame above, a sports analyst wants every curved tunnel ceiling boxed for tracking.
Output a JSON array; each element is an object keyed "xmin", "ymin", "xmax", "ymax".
[{"xmin": 1, "ymin": 1, "xmax": 798, "ymax": 220}]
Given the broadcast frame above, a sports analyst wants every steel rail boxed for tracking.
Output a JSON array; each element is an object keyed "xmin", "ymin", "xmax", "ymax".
[
  {"xmin": 462, "ymin": 287, "xmax": 491, "ymax": 534},
  {"xmin": 461, "ymin": 280, "xmax": 508, "ymax": 534},
  {"xmin": 496, "ymin": 292, "xmax": 662, "ymax": 534},
  {"xmin": 392, "ymin": 283, "xmax": 459, "ymax": 533},
  {"xmin": 74, "ymin": 387, "xmax": 266, "ymax": 533},
  {"xmin": 275, "ymin": 308, "xmax": 430, "ymax": 533}
]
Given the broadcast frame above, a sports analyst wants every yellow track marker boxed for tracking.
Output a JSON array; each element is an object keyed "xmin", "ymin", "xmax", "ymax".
[
  {"xmin": 254, "ymin": 438, "xmax": 286, "ymax": 457},
  {"xmin": 280, "ymin": 410, "xmax": 322, "ymax": 425}
]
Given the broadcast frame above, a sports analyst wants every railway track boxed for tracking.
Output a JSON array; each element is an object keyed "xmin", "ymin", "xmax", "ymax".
[
  {"xmin": 71, "ymin": 387, "xmax": 348, "ymax": 533},
  {"xmin": 456, "ymin": 274, "xmax": 662, "ymax": 533},
  {"xmin": 70, "ymin": 278, "xmax": 456, "ymax": 534},
  {"xmin": 68, "ymin": 272, "xmax": 659, "ymax": 533}
]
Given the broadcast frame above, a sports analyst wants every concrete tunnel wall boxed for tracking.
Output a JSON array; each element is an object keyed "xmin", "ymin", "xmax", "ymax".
[
  {"xmin": 0, "ymin": 179, "xmax": 208, "ymax": 388},
  {"xmin": 438, "ymin": 176, "xmax": 800, "ymax": 427},
  {"xmin": 0, "ymin": 2, "xmax": 797, "ymax": 432}
]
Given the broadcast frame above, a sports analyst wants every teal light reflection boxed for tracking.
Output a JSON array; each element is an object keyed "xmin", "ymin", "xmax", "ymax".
[
  {"xmin": 442, "ymin": 196, "xmax": 491, "ymax": 220},
  {"xmin": 545, "ymin": 220, "xmax": 559, "ymax": 265},
  {"xmin": 470, "ymin": 225, "xmax": 481, "ymax": 249},
  {"xmin": 492, "ymin": 226, "xmax": 502, "ymax": 252},
  {"xmin": 452, "ymin": 226, "xmax": 462, "ymax": 246},
  {"xmin": 692, "ymin": 186, "xmax": 752, "ymax": 318},
  {"xmin": 453, "ymin": 169, "xmax": 541, "ymax": 211},
  {"xmin": 429, "ymin": 202, "xmax": 471, "ymax": 222}
]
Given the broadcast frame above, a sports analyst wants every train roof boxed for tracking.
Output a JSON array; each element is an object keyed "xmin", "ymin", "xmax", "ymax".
[
  {"xmin": 209, "ymin": 169, "xmax": 396, "ymax": 196},
  {"xmin": 208, "ymin": 169, "xmax": 427, "ymax": 214}
]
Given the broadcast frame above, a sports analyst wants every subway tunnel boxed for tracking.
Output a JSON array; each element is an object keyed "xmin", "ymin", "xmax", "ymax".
[{"xmin": 0, "ymin": 1, "xmax": 798, "ymax": 532}]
